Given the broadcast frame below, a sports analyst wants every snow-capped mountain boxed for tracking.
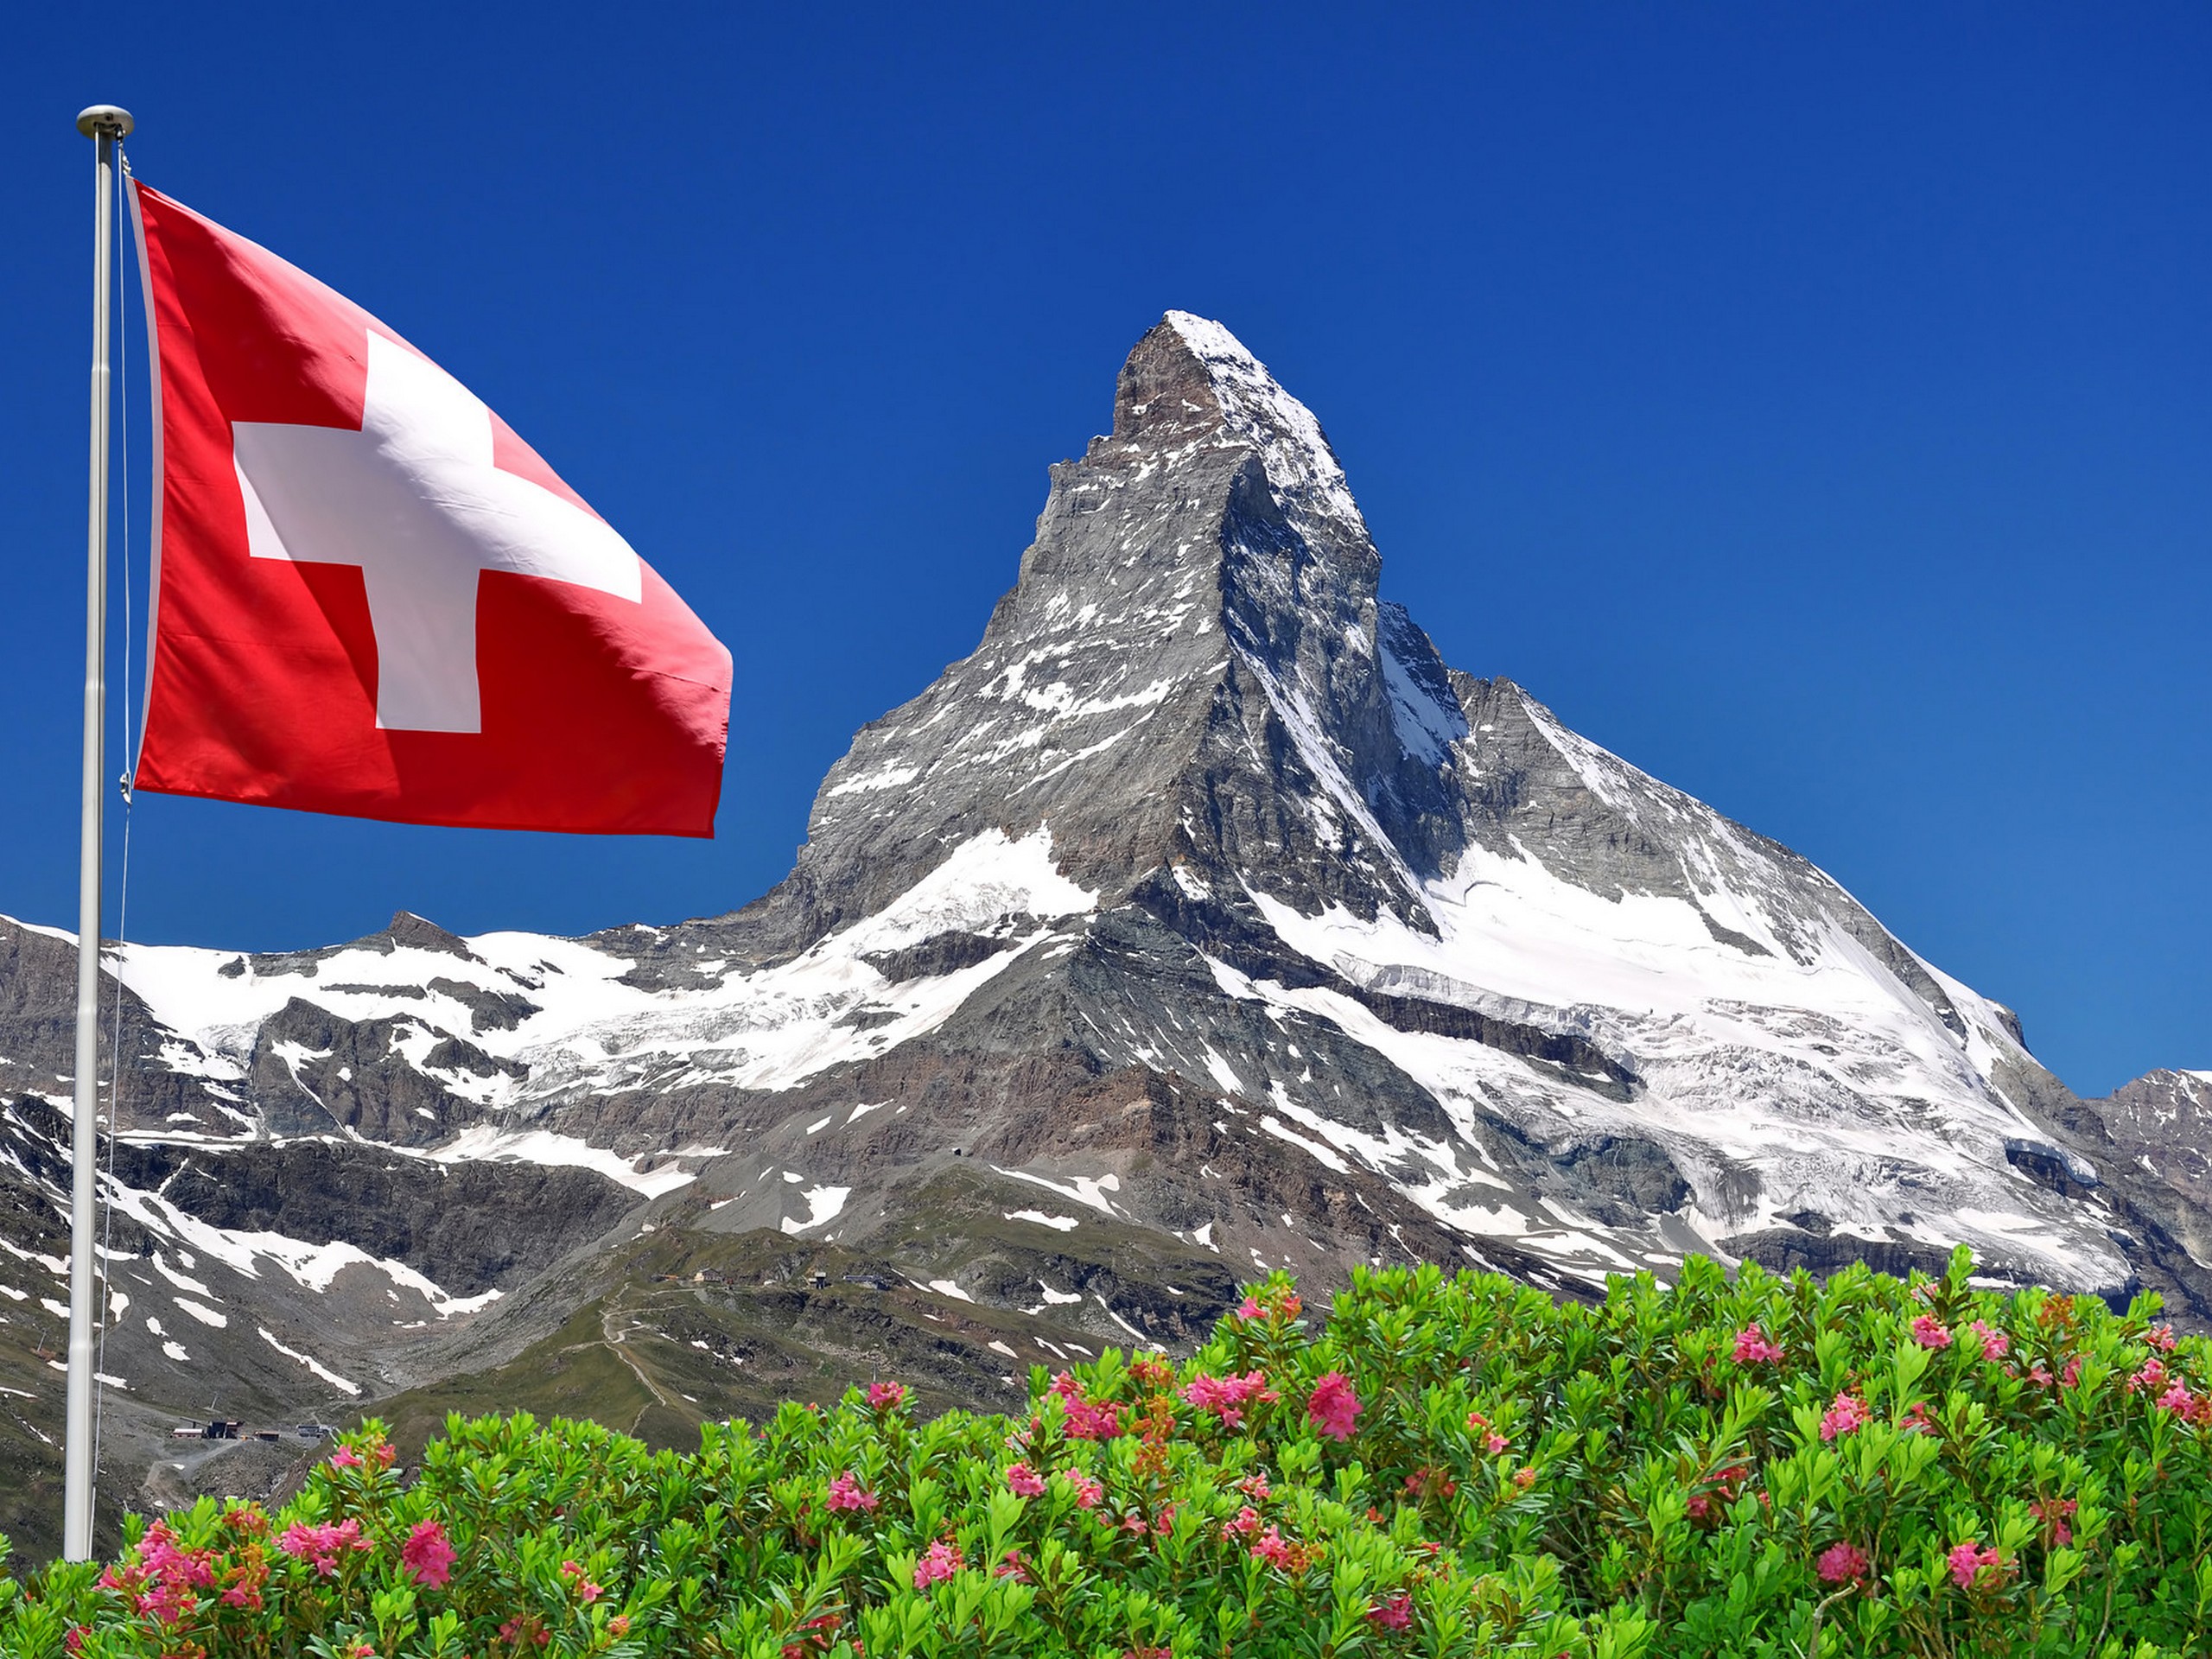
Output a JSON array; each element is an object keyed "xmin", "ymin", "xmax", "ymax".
[{"xmin": 2, "ymin": 312, "xmax": 2203, "ymax": 1556}]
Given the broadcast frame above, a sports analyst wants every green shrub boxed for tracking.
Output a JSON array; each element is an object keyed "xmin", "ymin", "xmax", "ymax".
[{"xmin": 3, "ymin": 1247, "xmax": 2207, "ymax": 1657}]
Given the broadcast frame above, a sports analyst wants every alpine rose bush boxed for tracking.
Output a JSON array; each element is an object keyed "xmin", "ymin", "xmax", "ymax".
[{"xmin": 3, "ymin": 1246, "xmax": 2209, "ymax": 1656}]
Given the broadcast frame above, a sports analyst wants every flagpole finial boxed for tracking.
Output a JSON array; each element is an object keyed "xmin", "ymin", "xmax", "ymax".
[{"xmin": 77, "ymin": 105, "xmax": 133, "ymax": 139}]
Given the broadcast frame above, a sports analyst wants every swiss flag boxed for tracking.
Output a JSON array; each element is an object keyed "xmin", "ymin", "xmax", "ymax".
[{"xmin": 128, "ymin": 182, "xmax": 732, "ymax": 836}]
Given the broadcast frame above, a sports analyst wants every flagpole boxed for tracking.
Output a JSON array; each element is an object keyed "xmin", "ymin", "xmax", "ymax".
[{"xmin": 67, "ymin": 101, "xmax": 132, "ymax": 1566}]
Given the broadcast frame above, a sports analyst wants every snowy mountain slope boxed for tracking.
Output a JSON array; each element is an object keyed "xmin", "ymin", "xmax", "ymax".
[{"xmin": 2, "ymin": 309, "xmax": 2206, "ymax": 1555}]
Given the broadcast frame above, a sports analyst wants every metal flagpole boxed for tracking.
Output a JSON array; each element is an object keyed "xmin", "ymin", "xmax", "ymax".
[{"xmin": 67, "ymin": 101, "xmax": 132, "ymax": 1565}]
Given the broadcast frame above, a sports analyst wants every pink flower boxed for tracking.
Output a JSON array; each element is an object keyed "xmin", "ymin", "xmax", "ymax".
[
  {"xmin": 1006, "ymin": 1462, "xmax": 1046, "ymax": 1497},
  {"xmin": 1948, "ymin": 1541, "xmax": 2003, "ymax": 1589},
  {"xmin": 398, "ymin": 1520, "xmax": 455, "ymax": 1588},
  {"xmin": 1050, "ymin": 1372, "xmax": 1126, "ymax": 1440},
  {"xmin": 913, "ymin": 1539, "xmax": 963, "ymax": 1589},
  {"xmin": 1249, "ymin": 1524, "xmax": 1298, "ymax": 1569},
  {"xmin": 329, "ymin": 1446, "xmax": 364, "ymax": 1470},
  {"xmin": 1968, "ymin": 1319, "xmax": 2010, "ymax": 1358},
  {"xmin": 1901, "ymin": 1402, "xmax": 1936, "ymax": 1435},
  {"xmin": 1686, "ymin": 1494, "xmax": 1711, "ymax": 1520},
  {"xmin": 1062, "ymin": 1471, "xmax": 1103, "ymax": 1510},
  {"xmin": 558, "ymin": 1560, "xmax": 602, "ymax": 1603},
  {"xmin": 2157, "ymin": 1381, "xmax": 2196, "ymax": 1414},
  {"xmin": 2148, "ymin": 1324, "xmax": 2178, "ymax": 1352},
  {"xmin": 1224, "ymin": 1504, "xmax": 1262, "ymax": 1539},
  {"xmin": 1180, "ymin": 1370, "xmax": 1277, "ymax": 1427},
  {"xmin": 1367, "ymin": 1592, "xmax": 1414, "ymax": 1630},
  {"xmin": 1063, "ymin": 1396, "xmax": 1125, "ymax": 1440},
  {"xmin": 2061, "ymin": 1355, "xmax": 2082, "ymax": 1388},
  {"xmin": 826, "ymin": 1471, "xmax": 879, "ymax": 1513},
  {"xmin": 1732, "ymin": 1324, "xmax": 1785, "ymax": 1363},
  {"xmin": 1819, "ymin": 1391, "xmax": 1871, "ymax": 1442},
  {"xmin": 103, "ymin": 1522, "xmax": 226, "ymax": 1627},
  {"xmin": 1816, "ymin": 1541, "xmax": 1868, "ymax": 1584},
  {"xmin": 1235, "ymin": 1295, "xmax": 1264, "ymax": 1321},
  {"xmin": 1306, "ymin": 1371, "xmax": 1361, "ymax": 1441},
  {"xmin": 608, "ymin": 1616, "xmax": 631, "ymax": 1637},
  {"xmin": 277, "ymin": 1518, "xmax": 369, "ymax": 1577},
  {"xmin": 867, "ymin": 1380, "xmax": 907, "ymax": 1411},
  {"xmin": 1485, "ymin": 1430, "xmax": 1509, "ymax": 1454},
  {"xmin": 1911, "ymin": 1315, "xmax": 1953, "ymax": 1351}
]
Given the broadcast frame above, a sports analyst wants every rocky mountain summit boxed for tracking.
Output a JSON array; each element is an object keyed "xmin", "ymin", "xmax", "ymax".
[{"xmin": 2, "ymin": 312, "xmax": 2204, "ymax": 1557}]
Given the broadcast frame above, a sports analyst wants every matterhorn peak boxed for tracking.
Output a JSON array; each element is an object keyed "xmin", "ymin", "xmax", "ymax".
[
  {"xmin": 1109, "ymin": 313, "xmax": 1364, "ymax": 538},
  {"xmin": 745, "ymin": 310, "xmax": 1465, "ymax": 944}
]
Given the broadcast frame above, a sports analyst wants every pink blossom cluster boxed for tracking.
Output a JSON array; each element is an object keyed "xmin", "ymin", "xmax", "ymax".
[
  {"xmin": 1947, "ymin": 1540, "xmax": 2005, "ymax": 1589},
  {"xmin": 913, "ymin": 1538, "xmax": 963, "ymax": 1589},
  {"xmin": 1180, "ymin": 1369, "xmax": 1278, "ymax": 1427},
  {"xmin": 1815, "ymin": 1541, "xmax": 1869, "ymax": 1583},
  {"xmin": 825, "ymin": 1471, "xmax": 879, "ymax": 1513},
  {"xmin": 1366, "ymin": 1591, "xmax": 1414, "ymax": 1630},
  {"xmin": 1060, "ymin": 1471, "xmax": 1104, "ymax": 1509},
  {"xmin": 1049, "ymin": 1371, "xmax": 1127, "ymax": 1440},
  {"xmin": 1306, "ymin": 1371, "xmax": 1362, "ymax": 1441},
  {"xmin": 398, "ymin": 1520, "xmax": 455, "ymax": 1588},
  {"xmin": 558, "ymin": 1559, "xmax": 603, "ymax": 1603},
  {"xmin": 1248, "ymin": 1522, "xmax": 1299, "ymax": 1569},
  {"xmin": 2122, "ymin": 1357, "xmax": 2210, "ymax": 1419},
  {"xmin": 277, "ymin": 1518, "xmax": 370, "ymax": 1578},
  {"xmin": 1731, "ymin": 1324, "xmax": 1784, "ymax": 1363},
  {"xmin": 866, "ymin": 1380, "xmax": 907, "ymax": 1411},
  {"xmin": 1910, "ymin": 1314, "xmax": 1954, "ymax": 1351},
  {"xmin": 1968, "ymin": 1319, "xmax": 2010, "ymax": 1358},
  {"xmin": 98, "ymin": 1522, "xmax": 219, "ymax": 1625},
  {"xmin": 1819, "ymin": 1391, "xmax": 1871, "ymax": 1443},
  {"xmin": 1005, "ymin": 1462, "xmax": 1046, "ymax": 1497}
]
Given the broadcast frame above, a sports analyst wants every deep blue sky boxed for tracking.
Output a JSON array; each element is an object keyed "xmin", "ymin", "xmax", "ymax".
[{"xmin": 3, "ymin": 5, "xmax": 2204, "ymax": 1096}]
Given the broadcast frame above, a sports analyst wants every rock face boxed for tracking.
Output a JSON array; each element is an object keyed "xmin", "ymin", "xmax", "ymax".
[{"xmin": 1, "ymin": 312, "xmax": 2206, "ymax": 1557}]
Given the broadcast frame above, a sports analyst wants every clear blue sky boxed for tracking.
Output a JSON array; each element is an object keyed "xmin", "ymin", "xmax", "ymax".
[{"xmin": 3, "ymin": 4, "xmax": 2204, "ymax": 1096}]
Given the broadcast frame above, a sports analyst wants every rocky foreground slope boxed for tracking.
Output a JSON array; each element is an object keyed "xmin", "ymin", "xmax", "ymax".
[{"xmin": 2, "ymin": 313, "xmax": 2203, "ymax": 1558}]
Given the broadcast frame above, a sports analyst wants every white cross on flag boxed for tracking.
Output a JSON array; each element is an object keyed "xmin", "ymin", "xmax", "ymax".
[{"xmin": 129, "ymin": 182, "xmax": 731, "ymax": 836}]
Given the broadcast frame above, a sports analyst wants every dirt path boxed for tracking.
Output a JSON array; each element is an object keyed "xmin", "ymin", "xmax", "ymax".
[{"xmin": 599, "ymin": 1299, "xmax": 682, "ymax": 1430}]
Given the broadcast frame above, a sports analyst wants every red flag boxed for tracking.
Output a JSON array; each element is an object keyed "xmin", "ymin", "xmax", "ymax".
[{"xmin": 126, "ymin": 182, "xmax": 732, "ymax": 836}]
